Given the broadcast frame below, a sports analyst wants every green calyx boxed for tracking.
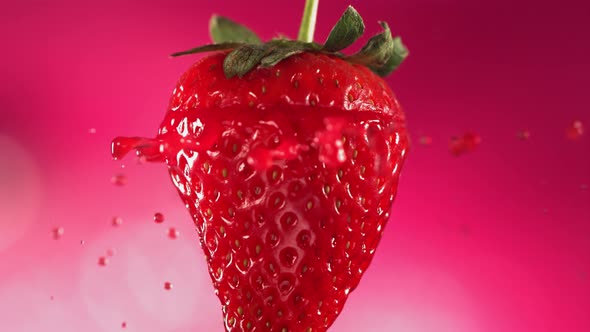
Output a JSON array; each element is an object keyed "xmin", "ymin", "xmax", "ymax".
[{"xmin": 171, "ymin": 5, "xmax": 408, "ymax": 79}]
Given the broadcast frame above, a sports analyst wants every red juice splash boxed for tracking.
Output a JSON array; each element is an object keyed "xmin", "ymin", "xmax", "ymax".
[
  {"xmin": 52, "ymin": 227, "xmax": 64, "ymax": 240},
  {"xmin": 112, "ymin": 216, "xmax": 123, "ymax": 227},
  {"xmin": 246, "ymin": 139, "xmax": 309, "ymax": 170},
  {"xmin": 110, "ymin": 174, "xmax": 128, "ymax": 186},
  {"xmin": 153, "ymin": 212, "xmax": 165, "ymax": 224},
  {"xmin": 450, "ymin": 131, "xmax": 481, "ymax": 156},
  {"xmin": 106, "ymin": 248, "xmax": 116, "ymax": 257},
  {"xmin": 98, "ymin": 256, "xmax": 109, "ymax": 266},
  {"xmin": 418, "ymin": 135, "xmax": 433, "ymax": 145},
  {"xmin": 111, "ymin": 137, "xmax": 167, "ymax": 162},
  {"xmin": 168, "ymin": 227, "xmax": 179, "ymax": 239},
  {"xmin": 517, "ymin": 130, "xmax": 531, "ymax": 140},
  {"xmin": 566, "ymin": 120, "xmax": 584, "ymax": 140}
]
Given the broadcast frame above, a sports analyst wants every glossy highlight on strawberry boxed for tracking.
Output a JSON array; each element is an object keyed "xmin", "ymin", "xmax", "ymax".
[{"xmin": 112, "ymin": 2, "xmax": 409, "ymax": 331}]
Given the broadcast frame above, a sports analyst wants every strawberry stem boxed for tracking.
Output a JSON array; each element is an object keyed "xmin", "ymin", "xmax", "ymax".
[{"xmin": 297, "ymin": 0, "xmax": 319, "ymax": 42}]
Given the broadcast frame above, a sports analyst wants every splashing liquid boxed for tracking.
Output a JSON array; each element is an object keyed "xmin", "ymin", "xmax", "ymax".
[
  {"xmin": 111, "ymin": 137, "xmax": 167, "ymax": 162},
  {"xmin": 168, "ymin": 227, "xmax": 179, "ymax": 239},
  {"xmin": 111, "ymin": 105, "xmax": 396, "ymax": 174},
  {"xmin": 153, "ymin": 212, "xmax": 165, "ymax": 224},
  {"xmin": 111, "ymin": 174, "xmax": 128, "ymax": 186},
  {"xmin": 52, "ymin": 227, "xmax": 64, "ymax": 240},
  {"xmin": 566, "ymin": 120, "xmax": 584, "ymax": 140},
  {"xmin": 98, "ymin": 256, "xmax": 109, "ymax": 266},
  {"xmin": 112, "ymin": 216, "xmax": 123, "ymax": 227},
  {"xmin": 450, "ymin": 131, "xmax": 481, "ymax": 156}
]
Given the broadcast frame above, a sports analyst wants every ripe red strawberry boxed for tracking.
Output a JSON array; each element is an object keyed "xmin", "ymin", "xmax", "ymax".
[{"xmin": 113, "ymin": 2, "xmax": 409, "ymax": 331}]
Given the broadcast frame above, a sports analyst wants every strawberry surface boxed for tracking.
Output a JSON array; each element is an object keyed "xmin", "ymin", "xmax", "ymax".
[{"xmin": 154, "ymin": 52, "xmax": 408, "ymax": 331}]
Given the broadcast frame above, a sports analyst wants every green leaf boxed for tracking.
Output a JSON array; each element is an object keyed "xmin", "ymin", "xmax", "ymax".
[
  {"xmin": 323, "ymin": 6, "xmax": 365, "ymax": 52},
  {"xmin": 170, "ymin": 42, "xmax": 243, "ymax": 57},
  {"xmin": 210, "ymin": 15, "xmax": 262, "ymax": 44},
  {"xmin": 371, "ymin": 36, "xmax": 409, "ymax": 76},
  {"xmin": 223, "ymin": 45, "xmax": 270, "ymax": 78},
  {"xmin": 347, "ymin": 22, "xmax": 407, "ymax": 76},
  {"xmin": 261, "ymin": 48, "xmax": 304, "ymax": 67},
  {"xmin": 348, "ymin": 22, "xmax": 392, "ymax": 66},
  {"xmin": 261, "ymin": 40, "xmax": 320, "ymax": 67}
]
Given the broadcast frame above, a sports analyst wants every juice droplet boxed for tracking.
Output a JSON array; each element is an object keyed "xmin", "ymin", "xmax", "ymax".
[
  {"xmin": 154, "ymin": 212, "xmax": 165, "ymax": 223},
  {"xmin": 106, "ymin": 248, "xmax": 116, "ymax": 257},
  {"xmin": 517, "ymin": 130, "xmax": 530, "ymax": 140},
  {"xmin": 52, "ymin": 227, "xmax": 64, "ymax": 240},
  {"xmin": 168, "ymin": 227, "xmax": 179, "ymax": 239},
  {"xmin": 80, "ymin": 240, "xmax": 85, "ymax": 245},
  {"xmin": 111, "ymin": 174, "xmax": 128, "ymax": 186},
  {"xmin": 566, "ymin": 120, "xmax": 584, "ymax": 140},
  {"xmin": 50, "ymin": 295, "xmax": 54, "ymax": 301},
  {"xmin": 111, "ymin": 136, "xmax": 167, "ymax": 162},
  {"xmin": 88, "ymin": 128, "xmax": 97, "ymax": 134},
  {"xmin": 449, "ymin": 137, "xmax": 464, "ymax": 156},
  {"xmin": 112, "ymin": 216, "xmax": 123, "ymax": 227},
  {"xmin": 121, "ymin": 322, "xmax": 127, "ymax": 329},
  {"xmin": 418, "ymin": 135, "xmax": 433, "ymax": 145},
  {"xmin": 164, "ymin": 281, "xmax": 173, "ymax": 290},
  {"xmin": 98, "ymin": 256, "xmax": 109, "ymax": 266},
  {"xmin": 462, "ymin": 132, "xmax": 481, "ymax": 151},
  {"xmin": 449, "ymin": 132, "xmax": 481, "ymax": 156}
]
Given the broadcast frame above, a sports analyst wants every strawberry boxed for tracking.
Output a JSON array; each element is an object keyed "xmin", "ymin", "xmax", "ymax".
[{"xmin": 113, "ymin": 2, "xmax": 409, "ymax": 331}]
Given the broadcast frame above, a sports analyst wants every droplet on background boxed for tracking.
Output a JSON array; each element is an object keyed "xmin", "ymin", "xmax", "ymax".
[
  {"xmin": 52, "ymin": 227, "xmax": 64, "ymax": 240},
  {"xmin": 449, "ymin": 137, "xmax": 464, "ymax": 156},
  {"xmin": 154, "ymin": 212, "xmax": 165, "ymax": 224},
  {"xmin": 89, "ymin": 128, "xmax": 97, "ymax": 134},
  {"xmin": 168, "ymin": 228, "xmax": 179, "ymax": 239},
  {"xmin": 111, "ymin": 174, "xmax": 128, "ymax": 186},
  {"xmin": 79, "ymin": 225, "xmax": 219, "ymax": 330},
  {"xmin": 98, "ymin": 256, "xmax": 109, "ymax": 267},
  {"xmin": 462, "ymin": 132, "xmax": 481, "ymax": 151},
  {"xmin": 121, "ymin": 321, "xmax": 127, "ymax": 328},
  {"xmin": 566, "ymin": 120, "xmax": 584, "ymax": 140},
  {"xmin": 80, "ymin": 240, "xmax": 85, "ymax": 245},
  {"xmin": 112, "ymin": 216, "xmax": 123, "ymax": 227},
  {"xmin": 449, "ymin": 132, "xmax": 481, "ymax": 156},
  {"xmin": 418, "ymin": 135, "xmax": 433, "ymax": 145},
  {"xmin": 106, "ymin": 248, "xmax": 116, "ymax": 257},
  {"xmin": 517, "ymin": 130, "xmax": 530, "ymax": 140},
  {"xmin": 164, "ymin": 282, "xmax": 173, "ymax": 291}
]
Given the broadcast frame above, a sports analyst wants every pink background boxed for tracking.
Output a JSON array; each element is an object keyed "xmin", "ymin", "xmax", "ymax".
[{"xmin": 1, "ymin": 0, "xmax": 589, "ymax": 331}]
